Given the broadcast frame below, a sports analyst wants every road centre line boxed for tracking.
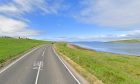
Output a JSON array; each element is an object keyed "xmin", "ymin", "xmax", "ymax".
[
  {"xmin": 42, "ymin": 48, "xmax": 46, "ymax": 57},
  {"xmin": 35, "ymin": 61, "xmax": 42, "ymax": 84}
]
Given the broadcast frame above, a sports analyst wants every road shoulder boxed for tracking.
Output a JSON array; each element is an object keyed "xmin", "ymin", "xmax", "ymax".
[{"xmin": 53, "ymin": 45, "xmax": 89, "ymax": 84}]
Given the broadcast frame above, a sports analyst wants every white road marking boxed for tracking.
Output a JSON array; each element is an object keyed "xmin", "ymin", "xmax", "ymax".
[
  {"xmin": 42, "ymin": 48, "xmax": 46, "ymax": 57},
  {"xmin": 33, "ymin": 61, "xmax": 43, "ymax": 70},
  {"xmin": 41, "ymin": 61, "xmax": 43, "ymax": 67},
  {"xmin": 0, "ymin": 47, "xmax": 40, "ymax": 74},
  {"xmin": 33, "ymin": 67, "xmax": 38, "ymax": 70},
  {"xmin": 52, "ymin": 47, "xmax": 81, "ymax": 84},
  {"xmin": 35, "ymin": 61, "xmax": 42, "ymax": 84},
  {"xmin": 34, "ymin": 49, "xmax": 45, "ymax": 84},
  {"xmin": 42, "ymin": 51, "xmax": 45, "ymax": 57},
  {"xmin": 33, "ymin": 61, "xmax": 40, "ymax": 68}
]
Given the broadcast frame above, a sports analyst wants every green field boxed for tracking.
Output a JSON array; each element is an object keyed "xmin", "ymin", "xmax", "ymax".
[
  {"xmin": 55, "ymin": 43, "xmax": 140, "ymax": 84},
  {"xmin": 111, "ymin": 39, "xmax": 140, "ymax": 43},
  {"xmin": 0, "ymin": 37, "xmax": 47, "ymax": 65}
]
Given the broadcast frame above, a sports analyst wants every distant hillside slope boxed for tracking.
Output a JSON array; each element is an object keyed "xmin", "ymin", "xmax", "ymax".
[
  {"xmin": 0, "ymin": 37, "xmax": 47, "ymax": 65},
  {"xmin": 111, "ymin": 39, "xmax": 140, "ymax": 43}
]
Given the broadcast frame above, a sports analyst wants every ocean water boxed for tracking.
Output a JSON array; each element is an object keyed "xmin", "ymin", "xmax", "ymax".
[{"xmin": 72, "ymin": 42, "xmax": 140, "ymax": 56}]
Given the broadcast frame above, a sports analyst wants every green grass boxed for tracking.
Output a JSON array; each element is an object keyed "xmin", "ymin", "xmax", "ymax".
[
  {"xmin": 55, "ymin": 43, "xmax": 140, "ymax": 84},
  {"xmin": 111, "ymin": 39, "xmax": 140, "ymax": 43},
  {"xmin": 0, "ymin": 37, "xmax": 47, "ymax": 64}
]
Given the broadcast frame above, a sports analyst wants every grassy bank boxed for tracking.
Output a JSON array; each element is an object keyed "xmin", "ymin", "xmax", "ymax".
[
  {"xmin": 0, "ymin": 37, "xmax": 47, "ymax": 65},
  {"xmin": 55, "ymin": 43, "xmax": 140, "ymax": 84}
]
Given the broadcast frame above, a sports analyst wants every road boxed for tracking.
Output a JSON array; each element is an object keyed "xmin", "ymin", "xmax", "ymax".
[{"xmin": 0, "ymin": 45, "xmax": 81, "ymax": 84}]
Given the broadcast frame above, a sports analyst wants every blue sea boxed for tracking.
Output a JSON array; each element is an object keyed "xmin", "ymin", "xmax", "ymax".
[{"xmin": 72, "ymin": 41, "xmax": 140, "ymax": 56}]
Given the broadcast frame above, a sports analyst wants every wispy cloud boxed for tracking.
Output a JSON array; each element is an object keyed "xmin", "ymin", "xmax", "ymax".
[
  {"xmin": 0, "ymin": 0, "xmax": 64, "ymax": 38},
  {"xmin": 0, "ymin": 0, "xmax": 63, "ymax": 16},
  {"xmin": 77, "ymin": 0, "xmax": 140, "ymax": 28}
]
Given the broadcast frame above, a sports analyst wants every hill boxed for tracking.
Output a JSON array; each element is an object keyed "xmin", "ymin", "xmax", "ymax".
[{"xmin": 111, "ymin": 39, "xmax": 140, "ymax": 43}]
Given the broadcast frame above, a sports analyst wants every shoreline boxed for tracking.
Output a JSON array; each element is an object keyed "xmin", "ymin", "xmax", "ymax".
[
  {"xmin": 71, "ymin": 44, "xmax": 140, "ymax": 57},
  {"xmin": 55, "ymin": 43, "xmax": 103, "ymax": 84},
  {"xmin": 55, "ymin": 42, "xmax": 140, "ymax": 84}
]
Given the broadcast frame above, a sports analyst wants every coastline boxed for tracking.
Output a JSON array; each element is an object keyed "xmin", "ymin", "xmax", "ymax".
[
  {"xmin": 71, "ymin": 43, "xmax": 140, "ymax": 57},
  {"xmin": 55, "ymin": 42, "xmax": 140, "ymax": 84},
  {"xmin": 55, "ymin": 43, "xmax": 103, "ymax": 84}
]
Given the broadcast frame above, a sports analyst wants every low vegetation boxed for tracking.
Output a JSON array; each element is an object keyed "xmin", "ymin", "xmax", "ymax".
[
  {"xmin": 0, "ymin": 37, "xmax": 47, "ymax": 66},
  {"xmin": 55, "ymin": 43, "xmax": 140, "ymax": 84},
  {"xmin": 111, "ymin": 39, "xmax": 140, "ymax": 43}
]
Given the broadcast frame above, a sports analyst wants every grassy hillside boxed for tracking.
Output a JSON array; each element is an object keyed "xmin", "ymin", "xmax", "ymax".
[
  {"xmin": 55, "ymin": 43, "xmax": 140, "ymax": 84},
  {"xmin": 0, "ymin": 37, "xmax": 47, "ymax": 65},
  {"xmin": 111, "ymin": 39, "xmax": 140, "ymax": 43}
]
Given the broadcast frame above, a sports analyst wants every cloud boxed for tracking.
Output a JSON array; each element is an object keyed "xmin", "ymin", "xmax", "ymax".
[
  {"xmin": 51, "ymin": 30, "xmax": 140, "ymax": 42},
  {"xmin": 98, "ymin": 30, "xmax": 140, "ymax": 41},
  {"xmin": 0, "ymin": 15, "xmax": 39, "ymax": 37},
  {"xmin": 120, "ymin": 30, "xmax": 140, "ymax": 39},
  {"xmin": 0, "ymin": 0, "xmax": 64, "ymax": 16},
  {"xmin": 0, "ymin": 0, "xmax": 65, "ymax": 38},
  {"xmin": 77, "ymin": 0, "xmax": 140, "ymax": 27}
]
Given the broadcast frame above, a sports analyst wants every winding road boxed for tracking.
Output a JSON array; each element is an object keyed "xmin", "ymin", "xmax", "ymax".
[{"xmin": 0, "ymin": 45, "xmax": 82, "ymax": 84}]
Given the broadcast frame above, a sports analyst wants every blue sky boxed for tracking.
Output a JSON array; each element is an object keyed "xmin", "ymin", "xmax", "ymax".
[{"xmin": 0, "ymin": 0, "xmax": 140, "ymax": 41}]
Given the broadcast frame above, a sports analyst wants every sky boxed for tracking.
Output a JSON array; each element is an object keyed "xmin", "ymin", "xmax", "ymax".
[{"xmin": 0, "ymin": 0, "xmax": 140, "ymax": 41}]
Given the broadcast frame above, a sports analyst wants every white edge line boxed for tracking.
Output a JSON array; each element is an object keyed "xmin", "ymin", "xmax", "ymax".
[
  {"xmin": 35, "ymin": 61, "xmax": 41, "ymax": 84},
  {"xmin": 52, "ymin": 47, "xmax": 81, "ymax": 84},
  {"xmin": 0, "ymin": 46, "xmax": 40, "ymax": 74}
]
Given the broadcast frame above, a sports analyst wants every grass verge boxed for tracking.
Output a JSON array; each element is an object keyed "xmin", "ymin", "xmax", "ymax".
[
  {"xmin": 55, "ymin": 42, "xmax": 140, "ymax": 84},
  {"xmin": 54, "ymin": 44, "xmax": 103, "ymax": 84},
  {"xmin": 0, "ymin": 38, "xmax": 48, "ymax": 67}
]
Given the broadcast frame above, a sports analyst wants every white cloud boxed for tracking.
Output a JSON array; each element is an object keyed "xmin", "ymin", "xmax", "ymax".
[
  {"xmin": 0, "ymin": 4, "xmax": 18, "ymax": 13},
  {"xmin": 0, "ymin": 15, "xmax": 39, "ymax": 37},
  {"xmin": 52, "ymin": 30, "xmax": 140, "ymax": 42},
  {"xmin": 78, "ymin": 0, "xmax": 140, "ymax": 27},
  {"xmin": 0, "ymin": 0, "xmax": 63, "ymax": 16},
  {"xmin": 0, "ymin": 0, "xmax": 64, "ymax": 38},
  {"xmin": 121, "ymin": 30, "xmax": 140, "ymax": 39}
]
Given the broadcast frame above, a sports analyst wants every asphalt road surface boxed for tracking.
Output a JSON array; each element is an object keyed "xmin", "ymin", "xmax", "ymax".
[{"xmin": 0, "ymin": 45, "xmax": 81, "ymax": 84}]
